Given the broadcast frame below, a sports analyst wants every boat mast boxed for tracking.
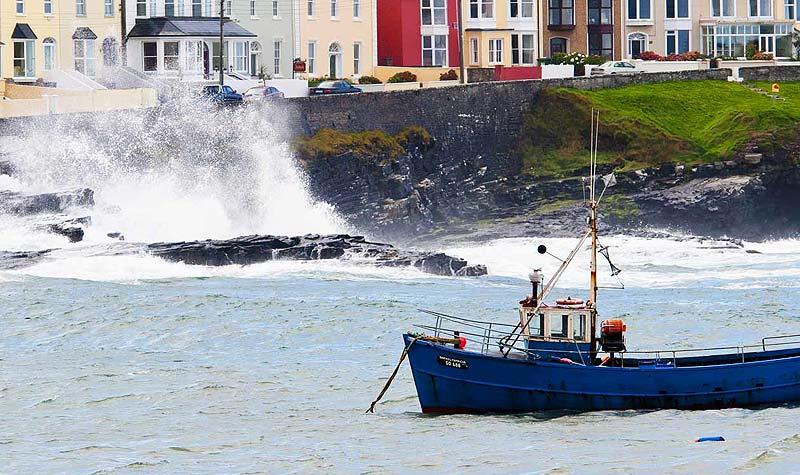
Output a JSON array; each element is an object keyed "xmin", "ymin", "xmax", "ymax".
[{"xmin": 589, "ymin": 110, "xmax": 599, "ymax": 357}]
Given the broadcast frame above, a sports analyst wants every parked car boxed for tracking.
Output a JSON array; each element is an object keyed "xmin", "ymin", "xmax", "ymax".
[
  {"xmin": 202, "ymin": 85, "xmax": 243, "ymax": 105},
  {"xmin": 243, "ymin": 86, "xmax": 285, "ymax": 102},
  {"xmin": 309, "ymin": 80, "xmax": 362, "ymax": 95},
  {"xmin": 590, "ymin": 61, "xmax": 640, "ymax": 76}
]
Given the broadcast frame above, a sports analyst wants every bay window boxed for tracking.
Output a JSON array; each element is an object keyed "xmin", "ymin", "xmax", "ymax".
[
  {"xmin": 184, "ymin": 40, "xmax": 203, "ymax": 72},
  {"xmin": 510, "ymin": 0, "xmax": 534, "ymax": 17},
  {"xmin": 511, "ymin": 34, "xmax": 535, "ymax": 64},
  {"xmin": 163, "ymin": 41, "xmax": 179, "ymax": 70},
  {"xmin": 627, "ymin": 0, "xmax": 650, "ymax": 20},
  {"xmin": 469, "ymin": 0, "xmax": 494, "ymax": 19},
  {"xmin": 665, "ymin": 0, "xmax": 689, "ymax": 17},
  {"xmin": 666, "ymin": 29, "xmax": 689, "ymax": 54},
  {"xmin": 589, "ymin": 0, "xmax": 612, "ymax": 25},
  {"xmin": 143, "ymin": 41, "xmax": 157, "ymax": 71},
  {"xmin": 488, "ymin": 38, "xmax": 502, "ymax": 64},
  {"xmin": 13, "ymin": 40, "xmax": 35, "ymax": 78},
  {"xmin": 74, "ymin": 38, "xmax": 96, "ymax": 76},
  {"xmin": 422, "ymin": 34, "xmax": 447, "ymax": 66},
  {"xmin": 589, "ymin": 32, "xmax": 613, "ymax": 57},
  {"xmin": 549, "ymin": 0, "xmax": 574, "ymax": 26},
  {"xmin": 421, "ymin": 0, "xmax": 446, "ymax": 25}
]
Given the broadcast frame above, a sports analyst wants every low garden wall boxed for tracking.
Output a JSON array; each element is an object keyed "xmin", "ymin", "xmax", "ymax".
[{"xmin": 738, "ymin": 65, "xmax": 800, "ymax": 81}]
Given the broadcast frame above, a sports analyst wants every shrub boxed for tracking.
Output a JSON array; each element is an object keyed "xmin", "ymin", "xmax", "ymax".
[
  {"xmin": 638, "ymin": 51, "xmax": 663, "ymax": 61},
  {"xmin": 679, "ymin": 51, "xmax": 705, "ymax": 61},
  {"xmin": 439, "ymin": 69, "xmax": 458, "ymax": 81},
  {"xmin": 387, "ymin": 71, "xmax": 418, "ymax": 83},
  {"xmin": 585, "ymin": 55, "xmax": 607, "ymax": 65},
  {"xmin": 746, "ymin": 43, "xmax": 757, "ymax": 60},
  {"xmin": 358, "ymin": 75, "xmax": 382, "ymax": 84},
  {"xmin": 308, "ymin": 76, "xmax": 353, "ymax": 87},
  {"xmin": 753, "ymin": 51, "xmax": 774, "ymax": 60},
  {"xmin": 664, "ymin": 53, "xmax": 683, "ymax": 61}
]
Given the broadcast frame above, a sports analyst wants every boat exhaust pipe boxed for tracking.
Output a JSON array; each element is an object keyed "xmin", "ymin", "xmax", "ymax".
[{"xmin": 529, "ymin": 268, "xmax": 543, "ymax": 306}]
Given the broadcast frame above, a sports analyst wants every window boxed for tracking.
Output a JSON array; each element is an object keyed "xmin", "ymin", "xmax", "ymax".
[
  {"xmin": 225, "ymin": 0, "xmax": 232, "ymax": 15},
  {"xmin": 184, "ymin": 40, "xmax": 203, "ymax": 71},
  {"xmin": 572, "ymin": 314, "xmax": 586, "ymax": 340},
  {"xmin": 488, "ymin": 38, "xmax": 502, "ymax": 63},
  {"xmin": 102, "ymin": 37, "xmax": 118, "ymax": 66},
  {"xmin": 192, "ymin": 0, "xmax": 201, "ymax": 15},
  {"xmin": 143, "ymin": 42, "xmax": 157, "ymax": 71},
  {"xmin": 105, "ymin": 0, "xmax": 113, "ymax": 15},
  {"xmin": 307, "ymin": 0, "xmax": 313, "ymax": 15},
  {"xmin": 43, "ymin": 38, "xmax": 56, "ymax": 70},
  {"xmin": 786, "ymin": 0, "xmax": 795, "ymax": 19},
  {"xmin": 531, "ymin": 313, "xmax": 544, "ymax": 336},
  {"xmin": 701, "ymin": 23, "xmax": 792, "ymax": 57},
  {"xmin": 74, "ymin": 39, "xmax": 95, "ymax": 76},
  {"xmin": 548, "ymin": 0, "xmax": 574, "ymax": 26},
  {"xmin": 16, "ymin": 0, "xmax": 24, "ymax": 14},
  {"xmin": 666, "ymin": 29, "xmax": 689, "ymax": 54},
  {"xmin": 550, "ymin": 37, "xmax": 567, "ymax": 54},
  {"xmin": 628, "ymin": 32, "xmax": 646, "ymax": 58},
  {"xmin": 13, "ymin": 40, "xmax": 35, "ymax": 77},
  {"xmin": 165, "ymin": 0, "xmax": 175, "ymax": 15},
  {"xmin": 628, "ymin": 0, "xmax": 650, "ymax": 20},
  {"xmin": 711, "ymin": 0, "xmax": 733, "ymax": 16},
  {"xmin": 272, "ymin": 0, "xmax": 278, "ymax": 16},
  {"xmin": 137, "ymin": 0, "xmax": 147, "ymax": 15},
  {"xmin": 589, "ymin": 0, "xmax": 612, "ymax": 24},
  {"xmin": 511, "ymin": 34, "xmax": 535, "ymax": 64},
  {"xmin": 469, "ymin": 0, "xmax": 494, "ymax": 19},
  {"xmin": 76, "ymin": 0, "xmax": 86, "ymax": 15},
  {"xmin": 331, "ymin": 0, "xmax": 336, "ymax": 17},
  {"xmin": 421, "ymin": 0, "xmax": 446, "ymax": 24},
  {"xmin": 422, "ymin": 34, "xmax": 447, "ymax": 66},
  {"xmin": 308, "ymin": 41, "xmax": 316, "ymax": 74},
  {"xmin": 665, "ymin": 0, "xmax": 689, "ymax": 17},
  {"xmin": 273, "ymin": 39, "xmax": 281, "ymax": 75},
  {"xmin": 44, "ymin": 0, "xmax": 52, "ymax": 14},
  {"xmin": 232, "ymin": 41, "xmax": 248, "ymax": 72},
  {"xmin": 353, "ymin": 0, "xmax": 360, "ymax": 17},
  {"xmin": 510, "ymin": 0, "xmax": 534, "ymax": 17},
  {"xmin": 550, "ymin": 314, "xmax": 568, "ymax": 338},
  {"xmin": 589, "ymin": 32, "xmax": 613, "ymax": 56},
  {"xmin": 469, "ymin": 37, "xmax": 479, "ymax": 63},
  {"xmin": 164, "ymin": 41, "xmax": 179, "ymax": 70},
  {"xmin": 250, "ymin": 0, "xmax": 256, "ymax": 15},
  {"xmin": 353, "ymin": 42, "xmax": 361, "ymax": 74},
  {"xmin": 749, "ymin": 0, "xmax": 771, "ymax": 16},
  {"xmin": 203, "ymin": 0, "xmax": 211, "ymax": 15}
]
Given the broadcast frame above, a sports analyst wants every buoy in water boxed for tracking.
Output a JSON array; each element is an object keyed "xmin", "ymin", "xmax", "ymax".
[{"xmin": 695, "ymin": 436, "xmax": 725, "ymax": 442}]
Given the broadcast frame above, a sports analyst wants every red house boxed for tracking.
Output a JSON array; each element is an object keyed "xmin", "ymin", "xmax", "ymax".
[{"xmin": 377, "ymin": 0, "xmax": 461, "ymax": 68}]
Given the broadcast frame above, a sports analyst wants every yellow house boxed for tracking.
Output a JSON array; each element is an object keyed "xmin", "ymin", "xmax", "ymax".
[
  {"xmin": 462, "ymin": 0, "xmax": 539, "ymax": 68},
  {"xmin": 0, "ymin": 0, "xmax": 121, "ymax": 84},
  {"xmin": 296, "ymin": 0, "xmax": 376, "ymax": 79}
]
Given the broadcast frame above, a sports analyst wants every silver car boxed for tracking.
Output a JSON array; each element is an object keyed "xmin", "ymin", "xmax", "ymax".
[{"xmin": 590, "ymin": 61, "xmax": 640, "ymax": 76}]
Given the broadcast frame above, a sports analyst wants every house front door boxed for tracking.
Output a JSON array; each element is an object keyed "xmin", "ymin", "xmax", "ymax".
[{"xmin": 329, "ymin": 54, "xmax": 337, "ymax": 78}]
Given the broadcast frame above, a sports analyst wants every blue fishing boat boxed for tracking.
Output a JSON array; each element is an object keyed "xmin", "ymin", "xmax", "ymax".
[{"xmin": 390, "ymin": 113, "xmax": 800, "ymax": 414}]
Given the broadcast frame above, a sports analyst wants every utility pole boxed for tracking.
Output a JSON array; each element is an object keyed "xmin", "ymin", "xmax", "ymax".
[
  {"xmin": 456, "ymin": 0, "xmax": 466, "ymax": 84},
  {"xmin": 219, "ymin": 0, "xmax": 225, "ymax": 86},
  {"xmin": 120, "ymin": 0, "xmax": 127, "ymax": 65}
]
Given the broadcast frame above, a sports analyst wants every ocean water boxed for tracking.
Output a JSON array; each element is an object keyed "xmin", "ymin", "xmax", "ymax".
[{"xmin": 3, "ymin": 105, "xmax": 800, "ymax": 473}]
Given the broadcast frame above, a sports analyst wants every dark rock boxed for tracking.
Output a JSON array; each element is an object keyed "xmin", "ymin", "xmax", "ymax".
[
  {"xmin": 147, "ymin": 234, "xmax": 486, "ymax": 277},
  {"xmin": 0, "ymin": 189, "xmax": 94, "ymax": 215},
  {"xmin": 107, "ymin": 232, "xmax": 125, "ymax": 241},
  {"xmin": 0, "ymin": 249, "xmax": 52, "ymax": 270},
  {"xmin": 0, "ymin": 161, "xmax": 14, "ymax": 176}
]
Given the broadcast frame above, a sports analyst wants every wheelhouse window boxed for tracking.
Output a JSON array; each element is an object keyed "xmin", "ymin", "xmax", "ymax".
[
  {"xmin": 572, "ymin": 314, "xmax": 586, "ymax": 340},
  {"xmin": 711, "ymin": 0, "xmax": 733, "ymax": 16},
  {"xmin": 589, "ymin": 31, "xmax": 613, "ymax": 56},
  {"xmin": 76, "ymin": 0, "xmax": 86, "ymax": 15},
  {"xmin": 749, "ymin": 0, "xmax": 771, "ymax": 16},
  {"xmin": 143, "ymin": 41, "xmax": 157, "ymax": 71},
  {"xmin": 488, "ymin": 38, "xmax": 502, "ymax": 63},
  {"xmin": 163, "ymin": 41, "xmax": 179, "ymax": 70},
  {"xmin": 549, "ymin": 0, "xmax": 574, "ymax": 26},
  {"xmin": 421, "ymin": 0, "xmax": 446, "ymax": 25},
  {"xmin": 589, "ymin": 0, "xmax": 612, "ymax": 24},
  {"xmin": 511, "ymin": 33, "xmax": 535, "ymax": 64},
  {"xmin": 422, "ymin": 34, "xmax": 447, "ymax": 66},
  {"xmin": 13, "ymin": 40, "xmax": 35, "ymax": 78},
  {"xmin": 628, "ymin": 0, "xmax": 650, "ymax": 20},
  {"xmin": 666, "ymin": 29, "xmax": 689, "ymax": 54},
  {"xmin": 550, "ymin": 37, "xmax": 567, "ymax": 54},
  {"xmin": 531, "ymin": 313, "xmax": 544, "ymax": 336},
  {"xmin": 510, "ymin": 0, "xmax": 534, "ymax": 17},
  {"xmin": 74, "ymin": 38, "xmax": 95, "ymax": 76},
  {"xmin": 550, "ymin": 314, "xmax": 569, "ymax": 338},
  {"xmin": 469, "ymin": 0, "xmax": 494, "ymax": 19}
]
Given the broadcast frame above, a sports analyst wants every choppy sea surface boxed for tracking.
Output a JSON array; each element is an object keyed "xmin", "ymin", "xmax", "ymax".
[{"xmin": 2, "ymin": 237, "xmax": 800, "ymax": 474}]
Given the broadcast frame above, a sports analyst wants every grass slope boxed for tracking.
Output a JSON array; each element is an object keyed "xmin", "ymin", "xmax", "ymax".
[{"xmin": 520, "ymin": 80, "xmax": 800, "ymax": 178}]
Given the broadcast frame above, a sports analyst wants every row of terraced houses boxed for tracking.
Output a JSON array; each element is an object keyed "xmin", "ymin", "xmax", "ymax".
[{"xmin": 0, "ymin": 0, "xmax": 798, "ymax": 85}]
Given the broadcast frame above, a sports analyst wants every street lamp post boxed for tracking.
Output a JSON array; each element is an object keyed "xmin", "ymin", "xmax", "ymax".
[{"xmin": 219, "ymin": 0, "xmax": 225, "ymax": 86}]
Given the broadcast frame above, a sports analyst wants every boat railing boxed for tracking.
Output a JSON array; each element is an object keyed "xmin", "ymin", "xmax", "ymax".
[{"xmin": 416, "ymin": 308, "xmax": 523, "ymax": 355}]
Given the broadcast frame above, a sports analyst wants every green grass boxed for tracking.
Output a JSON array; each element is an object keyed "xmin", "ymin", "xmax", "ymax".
[
  {"xmin": 519, "ymin": 80, "xmax": 800, "ymax": 178},
  {"xmin": 294, "ymin": 126, "xmax": 432, "ymax": 166}
]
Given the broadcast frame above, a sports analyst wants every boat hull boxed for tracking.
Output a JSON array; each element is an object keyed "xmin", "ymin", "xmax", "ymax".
[{"xmin": 404, "ymin": 334, "xmax": 800, "ymax": 413}]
